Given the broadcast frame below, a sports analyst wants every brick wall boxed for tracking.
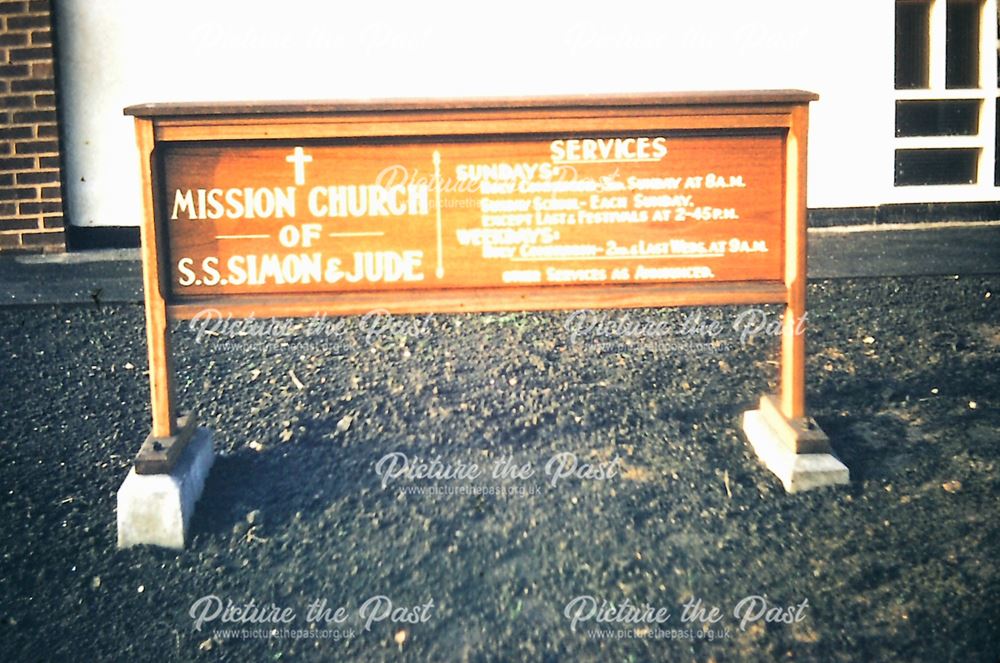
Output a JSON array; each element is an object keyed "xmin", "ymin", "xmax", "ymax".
[{"xmin": 0, "ymin": 0, "xmax": 64, "ymax": 253}]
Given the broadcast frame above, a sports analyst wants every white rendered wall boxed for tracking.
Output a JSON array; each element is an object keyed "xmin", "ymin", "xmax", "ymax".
[{"xmin": 53, "ymin": 0, "xmax": 995, "ymax": 228}]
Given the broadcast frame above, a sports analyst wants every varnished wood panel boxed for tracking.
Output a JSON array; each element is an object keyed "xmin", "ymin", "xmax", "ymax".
[
  {"xmin": 161, "ymin": 132, "xmax": 785, "ymax": 300},
  {"xmin": 135, "ymin": 118, "xmax": 177, "ymax": 438},
  {"xmin": 167, "ymin": 281, "xmax": 789, "ymax": 320},
  {"xmin": 152, "ymin": 114, "xmax": 793, "ymax": 143}
]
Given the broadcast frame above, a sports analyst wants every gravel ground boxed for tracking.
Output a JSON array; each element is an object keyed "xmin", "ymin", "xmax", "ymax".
[{"xmin": 0, "ymin": 275, "xmax": 997, "ymax": 662}]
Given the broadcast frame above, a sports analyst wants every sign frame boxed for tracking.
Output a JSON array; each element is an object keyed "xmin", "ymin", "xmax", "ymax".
[{"xmin": 125, "ymin": 91, "xmax": 823, "ymax": 471}]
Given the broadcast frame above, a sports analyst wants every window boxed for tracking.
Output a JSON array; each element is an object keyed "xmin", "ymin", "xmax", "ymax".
[
  {"xmin": 896, "ymin": 1, "xmax": 931, "ymax": 89},
  {"xmin": 895, "ymin": 148, "xmax": 979, "ymax": 184},
  {"xmin": 946, "ymin": 0, "xmax": 981, "ymax": 88},
  {"xmin": 894, "ymin": 0, "xmax": 997, "ymax": 189},
  {"xmin": 895, "ymin": 99, "xmax": 980, "ymax": 136}
]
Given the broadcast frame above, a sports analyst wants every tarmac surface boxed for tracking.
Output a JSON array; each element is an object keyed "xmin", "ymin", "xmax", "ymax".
[{"xmin": 0, "ymin": 227, "xmax": 997, "ymax": 661}]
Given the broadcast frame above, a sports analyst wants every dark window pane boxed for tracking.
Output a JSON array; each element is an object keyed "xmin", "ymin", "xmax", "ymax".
[
  {"xmin": 895, "ymin": 100, "xmax": 980, "ymax": 136},
  {"xmin": 896, "ymin": 1, "xmax": 931, "ymax": 89},
  {"xmin": 946, "ymin": 0, "xmax": 981, "ymax": 88},
  {"xmin": 995, "ymin": 104, "xmax": 999, "ymax": 185},
  {"xmin": 895, "ymin": 148, "xmax": 979, "ymax": 185}
]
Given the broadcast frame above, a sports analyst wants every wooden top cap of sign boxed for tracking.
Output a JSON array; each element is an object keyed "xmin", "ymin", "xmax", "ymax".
[{"xmin": 124, "ymin": 90, "xmax": 819, "ymax": 118}]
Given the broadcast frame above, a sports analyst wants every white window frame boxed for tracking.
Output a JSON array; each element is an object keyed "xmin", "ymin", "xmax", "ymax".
[{"xmin": 890, "ymin": 0, "xmax": 999, "ymax": 203}]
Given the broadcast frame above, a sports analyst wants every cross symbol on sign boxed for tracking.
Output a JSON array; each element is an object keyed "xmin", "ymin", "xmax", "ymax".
[{"xmin": 286, "ymin": 146, "xmax": 313, "ymax": 185}]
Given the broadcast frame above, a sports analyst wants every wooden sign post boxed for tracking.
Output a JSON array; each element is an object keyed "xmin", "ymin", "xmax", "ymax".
[{"xmin": 118, "ymin": 92, "xmax": 848, "ymax": 548}]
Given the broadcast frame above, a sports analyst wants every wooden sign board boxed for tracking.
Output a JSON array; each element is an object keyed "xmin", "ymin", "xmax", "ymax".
[
  {"xmin": 162, "ymin": 134, "xmax": 783, "ymax": 298},
  {"xmin": 126, "ymin": 92, "xmax": 845, "ymax": 495}
]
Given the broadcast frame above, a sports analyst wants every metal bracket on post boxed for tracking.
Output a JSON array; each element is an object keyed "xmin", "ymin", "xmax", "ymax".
[{"xmin": 134, "ymin": 412, "xmax": 197, "ymax": 474}]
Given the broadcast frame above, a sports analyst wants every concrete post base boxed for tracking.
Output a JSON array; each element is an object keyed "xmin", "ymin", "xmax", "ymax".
[
  {"xmin": 117, "ymin": 428, "xmax": 214, "ymax": 549},
  {"xmin": 742, "ymin": 403, "xmax": 849, "ymax": 493}
]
